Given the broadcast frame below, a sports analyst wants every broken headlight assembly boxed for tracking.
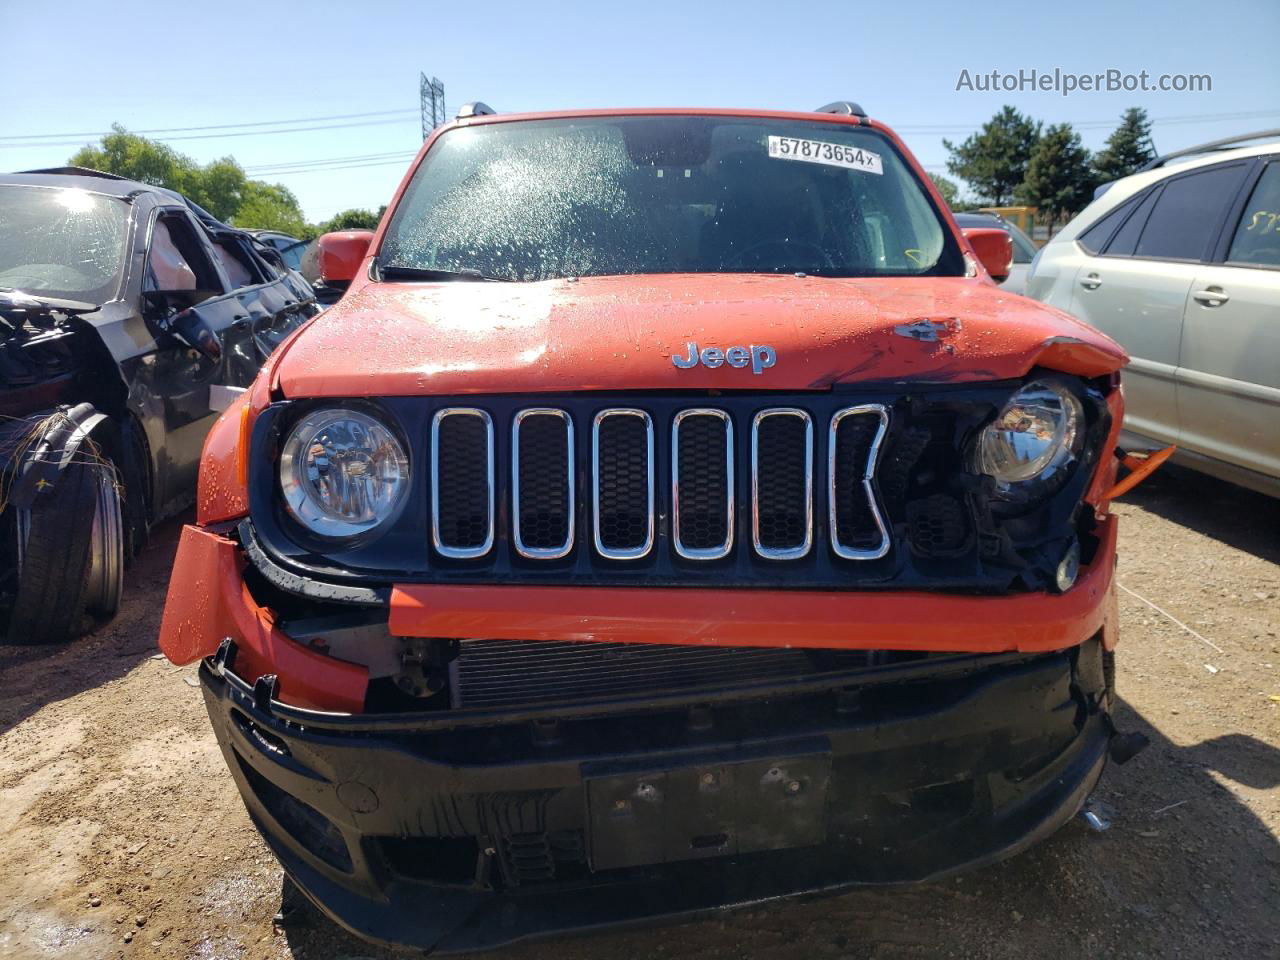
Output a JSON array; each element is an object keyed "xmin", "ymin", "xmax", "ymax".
[
  {"xmin": 974, "ymin": 379, "xmax": 1084, "ymax": 502},
  {"xmin": 278, "ymin": 407, "xmax": 410, "ymax": 539}
]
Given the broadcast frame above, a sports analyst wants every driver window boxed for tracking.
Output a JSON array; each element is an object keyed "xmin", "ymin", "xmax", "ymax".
[
  {"xmin": 1226, "ymin": 162, "xmax": 1280, "ymax": 267},
  {"xmin": 145, "ymin": 213, "xmax": 220, "ymax": 293}
]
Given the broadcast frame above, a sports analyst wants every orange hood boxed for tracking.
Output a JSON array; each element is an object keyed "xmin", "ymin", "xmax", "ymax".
[{"xmin": 275, "ymin": 274, "xmax": 1126, "ymax": 397}]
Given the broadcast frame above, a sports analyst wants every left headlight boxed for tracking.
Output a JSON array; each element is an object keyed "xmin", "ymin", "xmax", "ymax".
[
  {"xmin": 279, "ymin": 407, "xmax": 409, "ymax": 538},
  {"xmin": 976, "ymin": 379, "xmax": 1083, "ymax": 499}
]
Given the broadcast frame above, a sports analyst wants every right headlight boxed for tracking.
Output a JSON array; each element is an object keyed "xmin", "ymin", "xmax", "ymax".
[
  {"xmin": 976, "ymin": 380, "xmax": 1084, "ymax": 499},
  {"xmin": 279, "ymin": 407, "xmax": 409, "ymax": 539}
]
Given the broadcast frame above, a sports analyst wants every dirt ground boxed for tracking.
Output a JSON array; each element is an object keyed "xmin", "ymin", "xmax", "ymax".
[{"xmin": 0, "ymin": 464, "xmax": 1276, "ymax": 960}]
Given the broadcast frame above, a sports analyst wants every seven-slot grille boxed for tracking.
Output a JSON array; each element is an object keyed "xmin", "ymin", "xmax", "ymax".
[{"xmin": 430, "ymin": 404, "xmax": 889, "ymax": 562}]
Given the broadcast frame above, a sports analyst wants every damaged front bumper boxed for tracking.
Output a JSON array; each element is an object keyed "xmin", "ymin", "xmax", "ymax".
[{"xmin": 200, "ymin": 638, "xmax": 1114, "ymax": 954}]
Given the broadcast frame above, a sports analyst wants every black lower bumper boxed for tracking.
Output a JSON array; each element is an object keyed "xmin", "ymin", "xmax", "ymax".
[{"xmin": 201, "ymin": 640, "xmax": 1113, "ymax": 954}]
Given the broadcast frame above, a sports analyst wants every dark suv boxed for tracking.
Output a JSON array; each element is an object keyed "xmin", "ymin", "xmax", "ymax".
[{"xmin": 1, "ymin": 168, "xmax": 317, "ymax": 644}]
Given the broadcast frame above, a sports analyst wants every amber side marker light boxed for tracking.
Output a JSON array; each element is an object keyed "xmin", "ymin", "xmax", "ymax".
[
  {"xmin": 236, "ymin": 405, "xmax": 253, "ymax": 488},
  {"xmin": 1102, "ymin": 445, "xmax": 1176, "ymax": 502}
]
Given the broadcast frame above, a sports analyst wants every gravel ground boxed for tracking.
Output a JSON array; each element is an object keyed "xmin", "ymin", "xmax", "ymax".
[{"xmin": 0, "ymin": 464, "xmax": 1276, "ymax": 960}]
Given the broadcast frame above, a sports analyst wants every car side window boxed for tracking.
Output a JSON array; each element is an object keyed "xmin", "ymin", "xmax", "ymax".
[
  {"xmin": 1007, "ymin": 226, "xmax": 1037, "ymax": 264},
  {"xmin": 211, "ymin": 238, "xmax": 263, "ymax": 289},
  {"xmin": 145, "ymin": 213, "xmax": 220, "ymax": 293},
  {"xmin": 1102, "ymin": 188, "xmax": 1161, "ymax": 257},
  {"xmin": 1225, "ymin": 162, "xmax": 1280, "ymax": 268},
  {"xmin": 1131, "ymin": 164, "xmax": 1248, "ymax": 262},
  {"xmin": 1077, "ymin": 196, "xmax": 1139, "ymax": 255}
]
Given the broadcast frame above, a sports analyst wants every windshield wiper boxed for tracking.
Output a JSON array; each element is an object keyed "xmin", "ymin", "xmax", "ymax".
[
  {"xmin": 0, "ymin": 290, "xmax": 98, "ymax": 315},
  {"xmin": 378, "ymin": 265, "xmax": 512, "ymax": 283}
]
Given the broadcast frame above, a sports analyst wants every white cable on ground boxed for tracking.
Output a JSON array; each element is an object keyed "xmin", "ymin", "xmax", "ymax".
[{"xmin": 1117, "ymin": 582, "xmax": 1226, "ymax": 655}]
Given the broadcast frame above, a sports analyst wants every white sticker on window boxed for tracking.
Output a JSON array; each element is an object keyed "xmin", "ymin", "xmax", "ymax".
[{"xmin": 767, "ymin": 135, "xmax": 883, "ymax": 175}]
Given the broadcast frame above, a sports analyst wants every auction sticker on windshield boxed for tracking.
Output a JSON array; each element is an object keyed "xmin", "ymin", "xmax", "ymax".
[{"xmin": 767, "ymin": 136, "xmax": 883, "ymax": 174}]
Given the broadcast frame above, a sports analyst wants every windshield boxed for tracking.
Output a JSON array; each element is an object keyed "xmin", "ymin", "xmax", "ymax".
[
  {"xmin": 0, "ymin": 185, "xmax": 130, "ymax": 303},
  {"xmin": 1007, "ymin": 222, "xmax": 1038, "ymax": 263},
  {"xmin": 379, "ymin": 116, "xmax": 964, "ymax": 281}
]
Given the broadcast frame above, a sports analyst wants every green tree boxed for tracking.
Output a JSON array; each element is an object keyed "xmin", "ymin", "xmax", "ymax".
[
  {"xmin": 1018, "ymin": 124, "xmax": 1096, "ymax": 236},
  {"xmin": 316, "ymin": 207, "xmax": 385, "ymax": 234},
  {"xmin": 70, "ymin": 125, "xmax": 191, "ymax": 191},
  {"xmin": 68, "ymin": 125, "xmax": 306, "ymax": 230},
  {"xmin": 1093, "ymin": 107, "xmax": 1156, "ymax": 183},
  {"xmin": 943, "ymin": 106, "xmax": 1041, "ymax": 206},
  {"xmin": 927, "ymin": 172, "xmax": 960, "ymax": 208},
  {"xmin": 234, "ymin": 182, "xmax": 308, "ymax": 237}
]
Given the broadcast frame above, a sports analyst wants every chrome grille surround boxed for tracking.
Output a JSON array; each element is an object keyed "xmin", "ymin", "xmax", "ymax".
[
  {"xmin": 828, "ymin": 404, "xmax": 891, "ymax": 560},
  {"xmin": 511, "ymin": 408, "xmax": 575, "ymax": 560},
  {"xmin": 671, "ymin": 408, "xmax": 734, "ymax": 560},
  {"xmin": 430, "ymin": 407, "xmax": 495, "ymax": 559},
  {"xmin": 751, "ymin": 407, "xmax": 814, "ymax": 560},
  {"xmin": 591, "ymin": 408, "xmax": 655, "ymax": 560}
]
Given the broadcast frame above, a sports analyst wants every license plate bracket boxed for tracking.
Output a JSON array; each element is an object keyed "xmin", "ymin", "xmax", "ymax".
[{"xmin": 585, "ymin": 751, "xmax": 831, "ymax": 871}]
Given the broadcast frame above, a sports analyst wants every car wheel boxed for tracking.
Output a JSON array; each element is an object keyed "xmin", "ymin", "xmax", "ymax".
[
  {"xmin": 85, "ymin": 461, "xmax": 124, "ymax": 619},
  {"xmin": 5, "ymin": 459, "xmax": 112, "ymax": 645},
  {"xmin": 119, "ymin": 419, "xmax": 151, "ymax": 565}
]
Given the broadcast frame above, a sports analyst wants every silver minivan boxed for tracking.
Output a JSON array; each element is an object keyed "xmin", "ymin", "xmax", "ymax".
[{"xmin": 1026, "ymin": 134, "xmax": 1280, "ymax": 497}]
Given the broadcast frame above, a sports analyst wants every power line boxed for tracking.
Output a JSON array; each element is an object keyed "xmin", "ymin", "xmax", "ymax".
[
  {"xmin": 254, "ymin": 158, "xmax": 419, "ymax": 176},
  {"xmin": 0, "ymin": 108, "xmax": 418, "ymax": 143},
  {"xmin": 244, "ymin": 150, "xmax": 417, "ymax": 173},
  {"xmin": 0, "ymin": 116, "xmax": 419, "ymax": 150}
]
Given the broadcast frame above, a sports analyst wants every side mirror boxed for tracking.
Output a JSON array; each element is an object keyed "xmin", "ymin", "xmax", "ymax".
[
  {"xmin": 961, "ymin": 227, "xmax": 1013, "ymax": 283},
  {"xmin": 142, "ymin": 290, "xmax": 223, "ymax": 360},
  {"xmin": 317, "ymin": 230, "xmax": 374, "ymax": 285}
]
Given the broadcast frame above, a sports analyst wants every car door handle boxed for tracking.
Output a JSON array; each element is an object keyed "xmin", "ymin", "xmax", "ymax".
[
  {"xmin": 1192, "ymin": 287, "xmax": 1230, "ymax": 307},
  {"xmin": 1079, "ymin": 273, "xmax": 1102, "ymax": 290}
]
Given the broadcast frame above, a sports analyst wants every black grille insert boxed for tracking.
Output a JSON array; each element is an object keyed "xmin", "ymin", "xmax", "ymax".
[
  {"xmin": 673, "ymin": 410, "xmax": 732, "ymax": 558},
  {"xmin": 513, "ymin": 410, "xmax": 573, "ymax": 557},
  {"xmin": 451, "ymin": 638, "xmax": 882, "ymax": 709},
  {"xmin": 594, "ymin": 410, "xmax": 653, "ymax": 558},
  {"xmin": 830, "ymin": 407, "xmax": 889, "ymax": 558},
  {"xmin": 753, "ymin": 410, "xmax": 812, "ymax": 557},
  {"xmin": 432, "ymin": 410, "xmax": 493, "ymax": 557}
]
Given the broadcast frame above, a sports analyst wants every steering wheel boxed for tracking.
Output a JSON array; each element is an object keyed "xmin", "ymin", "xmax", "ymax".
[{"xmin": 726, "ymin": 239, "xmax": 835, "ymax": 271}]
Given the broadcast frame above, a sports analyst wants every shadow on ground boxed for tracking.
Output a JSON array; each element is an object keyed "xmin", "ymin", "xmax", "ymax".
[
  {"xmin": 1119, "ymin": 462, "xmax": 1280, "ymax": 564},
  {"xmin": 0, "ymin": 515, "xmax": 185, "ymax": 737}
]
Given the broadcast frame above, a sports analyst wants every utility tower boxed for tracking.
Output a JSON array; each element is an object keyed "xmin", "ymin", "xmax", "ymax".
[{"xmin": 420, "ymin": 74, "xmax": 446, "ymax": 140}]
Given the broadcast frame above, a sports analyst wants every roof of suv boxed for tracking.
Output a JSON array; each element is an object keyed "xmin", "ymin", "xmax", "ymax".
[
  {"xmin": 2, "ymin": 170, "xmax": 154, "ymax": 197},
  {"xmin": 1052, "ymin": 139, "xmax": 1279, "ymax": 245}
]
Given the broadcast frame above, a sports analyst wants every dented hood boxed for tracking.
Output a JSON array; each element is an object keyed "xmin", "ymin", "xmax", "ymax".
[{"xmin": 275, "ymin": 274, "xmax": 1126, "ymax": 397}]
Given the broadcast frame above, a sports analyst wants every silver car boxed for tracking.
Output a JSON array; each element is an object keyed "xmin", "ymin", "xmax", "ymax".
[
  {"xmin": 953, "ymin": 212, "xmax": 1037, "ymax": 295},
  {"xmin": 1026, "ymin": 133, "xmax": 1280, "ymax": 497}
]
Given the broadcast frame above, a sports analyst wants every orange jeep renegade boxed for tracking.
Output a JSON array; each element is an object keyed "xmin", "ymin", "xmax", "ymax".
[{"xmin": 160, "ymin": 102, "xmax": 1146, "ymax": 952}]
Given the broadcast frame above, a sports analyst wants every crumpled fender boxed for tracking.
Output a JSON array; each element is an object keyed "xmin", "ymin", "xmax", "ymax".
[
  {"xmin": 158, "ymin": 524, "xmax": 367, "ymax": 712},
  {"xmin": 5, "ymin": 402, "xmax": 109, "ymax": 510}
]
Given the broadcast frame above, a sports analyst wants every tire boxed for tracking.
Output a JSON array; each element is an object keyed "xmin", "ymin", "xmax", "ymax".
[
  {"xmin": 6, "ymin": 459, "xmax": 105, "ymax": 645},
  {"xmin": 85, "ymin": 460, "xmax": 124, "ymax": 619},
  {"xmin": 119, "ymin": 419, "xmax": 151, "ymax": 565}
]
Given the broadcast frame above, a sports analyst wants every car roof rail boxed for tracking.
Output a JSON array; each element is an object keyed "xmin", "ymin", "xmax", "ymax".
[
  {"xmin": 456, "ymin": 102, "xmax": 496, "ymax": 120},
  {"xmin": 19, "ymin": 165, "xmax": 131, "ymax": 181},
  {"xmin": 1139, "ymin": 128, "xmax": 1280, "ymax": 172},
  {"xmin": 815, "ymin": 101, "xmax": 867, "ymax": 118}
]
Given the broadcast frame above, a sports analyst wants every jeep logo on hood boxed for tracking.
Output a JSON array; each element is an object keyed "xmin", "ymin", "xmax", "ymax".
[{"xmin": 672, "ymin": 342, "xmax": 777, "ymax": 374}]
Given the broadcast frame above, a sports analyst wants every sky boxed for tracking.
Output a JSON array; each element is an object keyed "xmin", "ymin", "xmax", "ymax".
[{"xmin": 3, "ymin": 0, "xmax": 1278, "ymax": 225}]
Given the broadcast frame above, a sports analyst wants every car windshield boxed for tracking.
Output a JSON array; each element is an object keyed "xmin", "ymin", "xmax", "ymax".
[
  {"xmin": 0, "ymin": 184, "xmax": 130, "ymax": 303},
  {"xmin": 379, "ymin": 115, "xmax": 964, "ymax": 281},
  {"xmin": 1006, "ymin": 223, "xmax": 1038, "ymax": 263}
]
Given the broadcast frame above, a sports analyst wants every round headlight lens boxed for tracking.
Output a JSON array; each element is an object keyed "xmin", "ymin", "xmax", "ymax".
[
  {"xmin": 977, "ymin": 381, "xmax": 1083, "ymax": 495},
  {"xmin": 279, "ymin": 408, "xmax": 409, "ymax": 538}
]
